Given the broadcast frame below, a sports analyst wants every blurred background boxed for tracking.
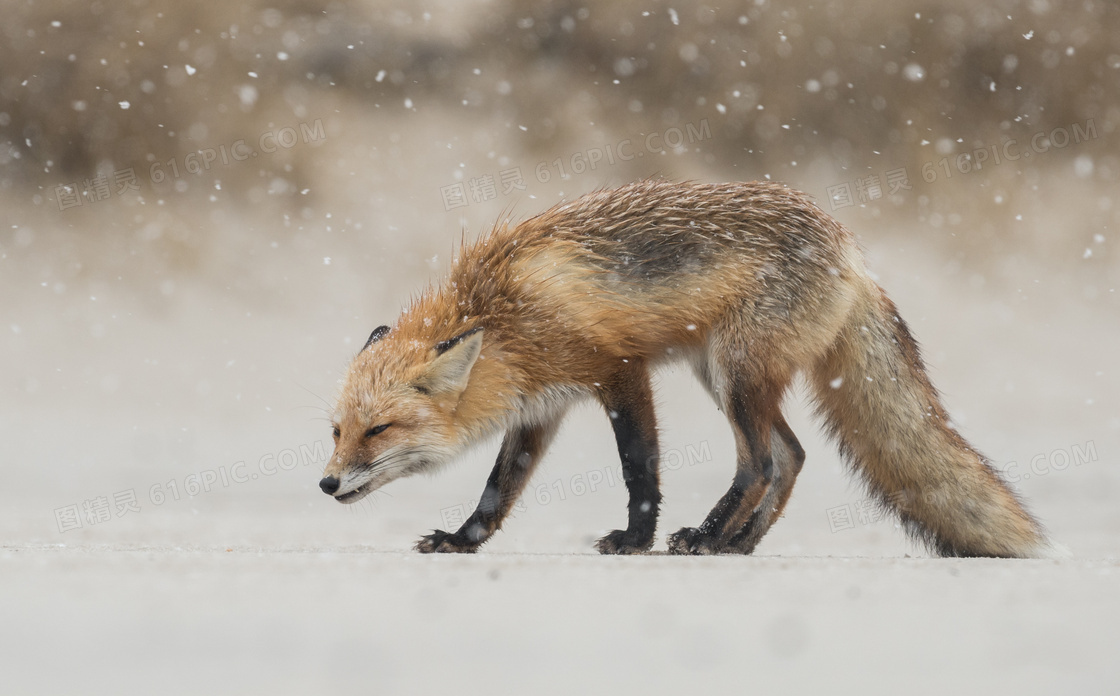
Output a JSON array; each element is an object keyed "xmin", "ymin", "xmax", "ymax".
[{"xmin": 1, "ymin": 1, "xmax": 1118, "ymax": 692}]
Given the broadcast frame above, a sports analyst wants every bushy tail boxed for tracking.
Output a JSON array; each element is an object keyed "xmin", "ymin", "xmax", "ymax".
[{"xmin": 810, "ymin": 280, "xmax": 1050, "ymax": 558}]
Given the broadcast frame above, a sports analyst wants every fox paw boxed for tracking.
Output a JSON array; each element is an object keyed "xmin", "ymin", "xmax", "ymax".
[
  {"xmin": 595, "ymin": 529, "xmax": 654, "ymax": 555},
  {"xmin": 415, "ymin": 530, "xmax": 480, "ymax": 554},
  {"xmin": 666, "ymin": 527, "xmax": 723, "ymax": 555}
]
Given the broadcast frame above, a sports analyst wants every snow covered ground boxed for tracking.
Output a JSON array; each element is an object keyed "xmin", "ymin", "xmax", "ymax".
[
  {"xmin": 2, "ymin": 190, "xmax": 1117, "ymax": 693},
  {"xmin": 4, "ymin": 546, "xmax": 1117, "ymax": 694}
]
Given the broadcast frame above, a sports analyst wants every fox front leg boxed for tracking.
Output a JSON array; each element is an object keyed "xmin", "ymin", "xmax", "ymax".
[
  {"xmin": 415, "ymin": 418, "xmax": 560, "ymax": 553},
  {"xmin": 594, "ymin": 364, "xmax": 662, "ymax": 555}
]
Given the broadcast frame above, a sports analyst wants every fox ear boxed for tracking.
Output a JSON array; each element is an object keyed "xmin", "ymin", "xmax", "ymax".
[
  {"xmin": 362, "ymin": 325, "xmax": 391, "ymax": 351},
  {"xmin": 414, "ymin": 328, "xmax": 484, "ymax": 396}
]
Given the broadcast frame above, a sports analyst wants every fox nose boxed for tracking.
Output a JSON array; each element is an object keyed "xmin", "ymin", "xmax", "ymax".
[{"xmin": 319, "ymin": 476, "xmax": 341, "ymax": 495}]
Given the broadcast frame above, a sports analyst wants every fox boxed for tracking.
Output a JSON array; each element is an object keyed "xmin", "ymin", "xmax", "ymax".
[{"xmin": 319, "ymin": 179, "xmax": 1051, "ymax": 557}]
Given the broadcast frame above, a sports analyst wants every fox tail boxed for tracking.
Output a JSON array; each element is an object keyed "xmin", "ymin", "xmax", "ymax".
[{"xmin": 809, "ymin": 280, "xmax": 1055, "ymax": 558}]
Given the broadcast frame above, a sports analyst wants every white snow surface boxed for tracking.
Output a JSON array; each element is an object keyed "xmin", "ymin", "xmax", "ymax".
[{"xmin": 2, "ymin": 185, "xmax": 1117, "ymax": 695}]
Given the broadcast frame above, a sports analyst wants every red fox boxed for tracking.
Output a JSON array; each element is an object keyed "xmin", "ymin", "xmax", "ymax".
[{"xmin": 320, "ymin": 179, "xmax": 1051, "ymax": 557}]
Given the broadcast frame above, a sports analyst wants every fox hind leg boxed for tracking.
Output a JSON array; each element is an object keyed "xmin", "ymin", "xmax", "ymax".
[
  {"xmin": 723, "ymin": 416, "xmax": 805, "ymax": 554},
  {"xmin": 669, "ymin": 338, "xmax": 791, "ymax": 554}
]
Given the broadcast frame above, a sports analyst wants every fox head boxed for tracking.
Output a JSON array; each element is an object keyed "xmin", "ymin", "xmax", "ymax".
[{"xmin": 320, "ymin": 325, "xmax": 485, "ymax": 504}]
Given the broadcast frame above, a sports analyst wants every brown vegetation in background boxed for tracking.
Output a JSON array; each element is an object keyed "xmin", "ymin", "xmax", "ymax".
[
  {"xmin": 1, "ymin": 0, "xmax": 1117, "ymax": 212},
  {"xmin": 1, "ymin": 0, "xmax": 371, "ymax": 197},
  {"xmin": 501, "ymin": 1, "xmax": 1119, "ymax": 167}
]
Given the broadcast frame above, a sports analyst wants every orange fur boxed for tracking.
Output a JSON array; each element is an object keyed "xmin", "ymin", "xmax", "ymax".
[{"xmin": 323, "ymin": 180, "xmax": 1050, "ymax": 557}]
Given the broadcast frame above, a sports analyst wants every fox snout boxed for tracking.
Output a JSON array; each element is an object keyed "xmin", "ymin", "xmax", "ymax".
[
  {"xmin": 319, "ymin": 476, "xmax": 341, "ymax": 495},
  {"xmin": 320, "ymin": 453, "xmax": 382, "ymax": 503}
]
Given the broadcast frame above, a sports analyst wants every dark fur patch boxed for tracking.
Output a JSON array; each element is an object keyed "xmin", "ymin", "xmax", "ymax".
[
  {"xmin": 596, "ymin": 375, "xmax": 661, "ymax": 554},
  {"xmin": 363, "ymin": 325, "xmax": 391, "ymax": 350},
  {"xmin": 434, "ymin": 326, "xmax": 483, "ymax": 355}
]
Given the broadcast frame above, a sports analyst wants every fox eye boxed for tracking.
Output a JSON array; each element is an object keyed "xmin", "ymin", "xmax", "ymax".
[
  {"xmin": 365, "ymin": 424, "xmax": 391, "ymax": 438},
  {"xmin": 331, "ymin": 425, "xmax": 340, "ymax": 439}
]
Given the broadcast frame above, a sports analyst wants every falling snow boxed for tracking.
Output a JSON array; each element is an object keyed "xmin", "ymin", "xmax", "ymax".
[{"xmin": 0, "ymin": 2, "xmax": 1117, "ymax": 692}]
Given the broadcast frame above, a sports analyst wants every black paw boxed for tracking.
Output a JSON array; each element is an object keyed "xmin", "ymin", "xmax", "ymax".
[
  {"xmin": 666, "ymin": 526, "xmax": 723, "ymax": 555},
  {"xmin": 415, "ymin": 529, "xmax": 480, "ymax": 554},
  {"xmin": 595, "ymin": 529, "xmax": 654, "ymax": 555}
]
